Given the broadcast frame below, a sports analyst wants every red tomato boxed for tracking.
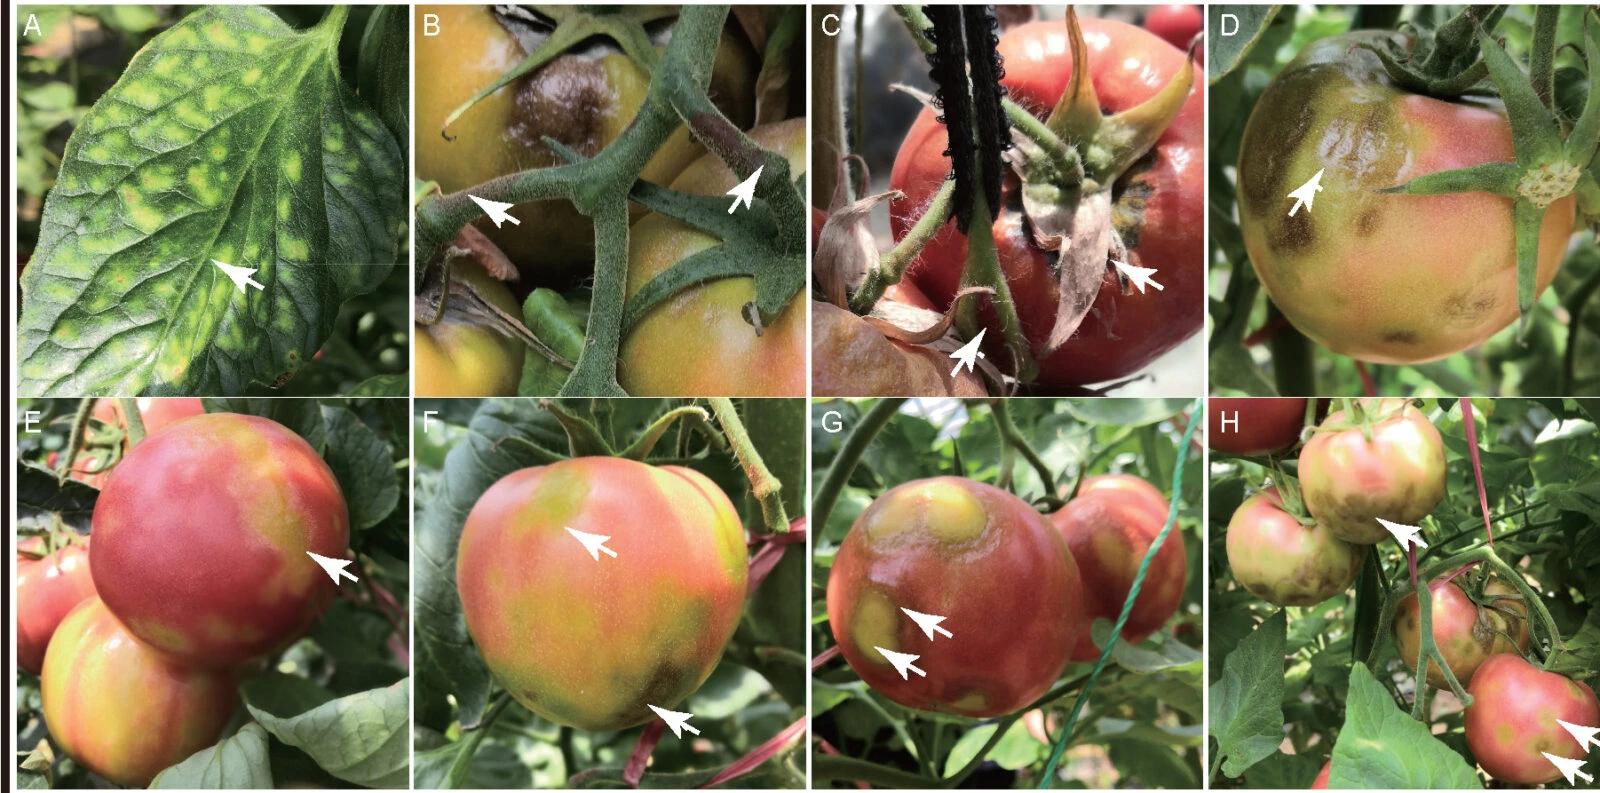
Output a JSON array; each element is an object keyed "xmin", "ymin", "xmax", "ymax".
[
  {"xmin": 457, "ymin": 457, "xmax": 748, "ymax": 731},
  {"xmin": 890, "ymin": 18, "xmax": 1203, "ymax": 388},
  {"xmin": 1225, "ymin": 487, "xmax": 1365, "ymax": 607},
  {"xmin": 1311, "ymin": 761, "xmax": 1331, "ymax": 788},
  {"xmin": 1208, "ymin": 398, "xmax": 1309, "ymax": 456},
  {"xmin": 1143, "ymin": 5, "xmax": 1202, "ymax": 50},
  {"xmin": 828, "ymin": 477, "xmax": 1082, "ymax": 716},
  {"xmin": 1465, "ymin": 654, "xmax": 1600, "ymax": 784},
  {"xmin": 1298, "ymin": 399, "xmax": 1446, "ymax": 545},
  {"xmin": 1392, "ymin": 571, "xmax": 1528, "ymax": 689},
  {"xmin": 17, "ymin": 539, "xmax": 97, "ymax": 674},
  {"xmin": 1051, "ymin": 478, "xmax": 1185, "ymax": 661},
  {"xmin": 91, "ymin": 413, "xmax": 348, "ymax": 667}
]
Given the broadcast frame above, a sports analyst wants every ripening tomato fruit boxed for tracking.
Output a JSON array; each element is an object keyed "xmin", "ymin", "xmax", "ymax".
[
  {"xmin": 41, "ymin": 599, "xmax": 240, "ymax": 787},
  {"xmin": 1078, "ymin": 474, "xmax": 1169, "ymax": 523},
  {"xmin": 812, "ymin": 282, "xmax": 986, "ymax": 396},
  {"xmin": 457, "ymin": 457, "xmax": 748, "ymax": 731},
  {"xmin": 1226, "ymin": 487, "xmax": 1365, "ymax": 607},
  {"xmin": 619, "ymin": 119, "xmax": 808, "ymax": 396},
  {"xmin": 1237, "ymin": 33, "xmax": 1574, "ymax": 364},
  {"xmin": 48, "ymin": 398, "xmax": 205, "ymax": 487},
  {"xmin": 1208, "ymin": 398, "xmax": 1309, "ymax": 456},
  {"xmin": 1393, "ymin": 571, "xmax": 1529, "ymax": 689},
  {"xmin": 1051, "ymin": 478, "xmax": 1185, "ymax": 660},
  {"xmin": 828, "ymin": 477, "xmax": 1083, "ymax": 716},
  {"xmin": 90, "ymin": 413, "xmax": 349, "ymax": 667},
  {"xmin": 891, "ymin": 18, "xmax": 1203, "ymax": 388},
  {"xmin": 17, "ymin": 539, "xmax": 97, "ymax": 674},
  {"xmin": 1299, "ymin": 399, "xmax": 1446, "ymax": 545},
  {"xmin": 1311, "ymin": 761, "xmax": 1331, "ymax": 789},
  {"xmin": 1143, "ymin": 5, "xmax": 1202, "ymax": 50},
  {"xmin": 414, "ymin": 5, "xmax": 756, "ymax": 282},
  {"xmin": 415, "ymin": 258, "xmax": 525, "ymax": 396},
  {"xmin": 1465, "ymin": 653, "xmax": 1600, "ymax": 785}
]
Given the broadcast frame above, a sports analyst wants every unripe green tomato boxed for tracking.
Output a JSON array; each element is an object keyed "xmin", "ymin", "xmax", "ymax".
[
  {"xmin": 90, "ymin": 413, "xmax": 349, "ymax": 667},
  {"xmin": 1393, "ymin": 571, "xmax": 1529, "ymax": 689},
  {"xmin": 414, "ymin": 5, "xmax": 756, "ymax": 283},
  {"xmin": 619, "ymin": 119, "xmax": 809, "ymax": 396},
  {"xmin": 415, "ymin": 258, "xmax": 525, "ymax": 396},
  {"xmin": 828, "ymin": 477, "xmax": 1083, "ymax": 716},
  {"xmin": 1225, "ymin": 487, "xmax": 1365, "ymax": 607},
  {"xmin": 17, "ymin": 539, "xmax": 97, "ymax": 674},
  {"xmin": 41, "ymin": 598, "xmax": 239, "ymax": 787},
  {"xmin": 457, "ymin": 457, "xmax": 748, "ymax": 731},
  {"xmin": 1299, "ymin": 398, "xmax": 1446, "ymax": 545}
]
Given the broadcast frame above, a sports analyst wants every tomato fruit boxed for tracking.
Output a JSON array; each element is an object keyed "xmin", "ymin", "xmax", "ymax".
[
  {"xmin": 41, "ymin": 598, "xmax": 239, "ymax": 787},
  {"xmin": 1465, "ymin": 653, "xmax": 1600, "ymax": 784},
  {"xmin": 90, "ymin": 413, "xmax": 349, "ymax": 667},
  {"xmin": 415, "ymin": 258, "xmax": 525, "ymax": 396},
  {"xmin": 415, "ymin": 5, "xmax": 756, "ymax": 283},
  {"xmin": 1236, "ymin": 32, "xmax": 1574, "ymax": 364},
  {"xmin": 1050, "ymin": 478, "xmax": 1184, "ymax": 660},
  {"xmin": 17, "ymin": 539, "xmax": 97, "ymax": 674},
  {"xmin": 1393, "ymin": 570, "xmax": 1529, "ymax": 689},
  {"xmin": 812, "ymin": 282, "xmax": 985, "ymax": 396},
  {"xmin": 1078, "ymin": 473, "xmax": 1168, "ymax": 523},
  {"xmin": 619, "ymin": 119, "xmax": 808, "ymax": 396},
  {"xmin": 891, "ymin": 18, "xmax": 1203, "ymax": 388},
  {"xmin": 1311, "ymin": 761, "xmax": 1331, "ymax": 789},
  {"xmin": 457, "ymin": 456, "xmax": 747, "ymax": 731},
  {"xmin": 1208, "ymin": 398, "xmax": 1308, "ymax": 456},
  {"xmin": 1298, "ymin": 399, "xmax": 1446, "ymax": 545},
  {"xmin": 828, "ymin": 477, "xmax": 1082, "ymax": 716},
  {"xmin": 1143, "ymin": 5, "xmax": 1202, "ymax": 50},
  {"xmin": 48, "ymin": 398, "xmax": 205, "ymax": 487},
  {"xmin": 1225, "ymin": 487, "xmax": 1365, "ymax": 607}
]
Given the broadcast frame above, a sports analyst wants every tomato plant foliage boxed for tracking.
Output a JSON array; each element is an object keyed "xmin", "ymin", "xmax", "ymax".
[
  {"xmin": 1209, "ymin": 398, "xmax": 1600, "ymax": 789},
  {"xmin": 811, "ymin": 398, "xmax": 1203, "ymax": 789},
  {"xmin": 14, "ymin": 397, "xmax": 411, "ymax": 789},
  {"xmin": 18, "ymin": 5, "xmax": 407, "ymax": 397}
]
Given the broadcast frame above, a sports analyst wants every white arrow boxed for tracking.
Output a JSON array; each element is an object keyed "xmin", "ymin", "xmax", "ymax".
[
  {"xmin": 875, "ymin": 646, "xmax": 926, "ymax": 680},
  {"xmin": 469, "ymin": 194, "xmax": 521, "ymax": 228},
  {"xmin": 1111, "ymin": 260, "xmax": 1164, "ymax": 294},
  {"xmin": 726, "ymin": 165, "xmax": 763, "ymax": 214},
  {"xmin": 647, "ymin": 705, "xmax": 701, "ymax": 738},
  {"xmin": 212, "ymin": 260, "xmax": 264, "ymax": 294},
  {"xmin": 1376, "ymin": 518, "xmax": 1429, "ymax": 551},
  {"xmin": 565, "ymin": 527, "xmax": 618, "ymax": 561},
  {"xmin": 900, "ymin": 608, "xmax": 953, "ymax": 641},
  {"xmin": 1287, "ymin": 168, "xmax": 1325, "ymax": 217},
  {"xmin": 1543, "ymin": 752, "xmax": 1592, "ymax": 785},
  {"xmin": 1559, "ymin": 719, "xmax": 1600, "ymax": 752},
  {"xmin": 306, "ymin": 552, "xmax": 357, "ymax": 585},
  {"xmin": 950, "ymin": 328, "xmax": 987, "ymax": 377}
]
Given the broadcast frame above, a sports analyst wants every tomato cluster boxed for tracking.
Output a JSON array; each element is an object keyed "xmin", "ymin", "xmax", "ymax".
[
  {"xmin": 25, "ymin": 407, "xmax": 349, "ymax": 786},
  {"xmin": 827, "ymin": 471, "xmax": 1185, "ymax": 716}
]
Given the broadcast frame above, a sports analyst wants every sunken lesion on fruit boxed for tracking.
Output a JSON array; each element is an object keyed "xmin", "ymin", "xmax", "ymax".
[
  {"xmin": 849, "ymin": 585, "xmax": 903, "ymax": 662},
  {"xmin": 863, "ymin": 480, "xmax": 988, "ymax": 546}
]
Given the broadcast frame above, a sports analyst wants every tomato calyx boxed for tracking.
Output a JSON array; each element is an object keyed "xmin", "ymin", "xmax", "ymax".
[
  {"xmin": 417, "ymin": 229, "xmax": 576, "ymax": 372},
  {"xmin": 1352, "ymin": 6, "xmax": 1504, "ymax": 98}
]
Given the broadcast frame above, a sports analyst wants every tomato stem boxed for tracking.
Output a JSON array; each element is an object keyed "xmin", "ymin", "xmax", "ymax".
[
  {"xmin": 708, "ymin": 398, "xmax": 790, "ymax": 534},
  {"xmin": 851, "ymin": 179, "xmax": 955, "ymax": 314},
  {"xmin": 992, "ymin": 400, "xmax": 1056, "ymax": 498},
  {"xmin": 58, "ymin": 398, "xmax": 97, "ymax": 487},
  {"xmin": 813, "ymin": 399, "xmax": 905, "ymax": 533},
  {"xmin": 117, "ymin": 397, "xmax": 146, "ymax": 446}
]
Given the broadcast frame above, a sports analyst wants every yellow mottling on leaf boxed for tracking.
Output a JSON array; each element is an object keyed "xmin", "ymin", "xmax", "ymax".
[
  {"xmin": 242, "ymin": 68, "xmax": 262, "ymax": 86},
  {"xmin": 152, "ymin": 56, "xmax": 177, "ymax": 77},
  {"xmin": 129, "ymin": 205, "xmax": 164, "ymax": 234},
  {"xmin": 283, "ymin": 151, "xmax": 302, "ymax": 182},
  {"xmin": 187, "ymin": 166, "xmax": 221, "ymax": 206},
  {"xmin": 204, "ymin": 22, "xmax": 238, "ymax": 48},
  {"xmin": 277, "ymin": 195, "xmax": 291, "ymax": 221},
  {"xmin": 281, "ymin": 237, "xmax": 309, "ymax": 261},
  {"xmin": 140, "ymin": 168, "xmax": 176, "ymax": 192},
  {"xmin": 246, "ymin": 35, "xmax": 268, "ymax": 54},
  {"xmin": 165, "ymin": 26, "xmax": 198, "ymax": 47},
  {"xmin": 203, "ymin": 85, "xmax": 225, "ymax": 112},
  {"xmin": 122, "ymin": 80, "xmax": 162, "ymax": 108}
]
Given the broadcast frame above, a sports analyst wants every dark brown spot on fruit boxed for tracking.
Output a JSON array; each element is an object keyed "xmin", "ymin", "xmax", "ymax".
[
  {"xmin": 508, "ymin": 56, "xmax": 613, "ymax": 165},
  {"xmin": 1356, "ymin": 207, "xmax": 1382, "ymax": 237},
  {"xmin": 1382, "ymin": 329, "xmax": 1419, "ymax": 345},
  {"xmin": 1237, "ymin": 67, "xmax": 1325, "ymax": 212},
  {"xmin": 1269, "ymin": 210, "xmax": 1315, "ymax": 255},
  {"xmin": 1443, "ymin": 290, "xmax": 1496, "ymax": 325}
]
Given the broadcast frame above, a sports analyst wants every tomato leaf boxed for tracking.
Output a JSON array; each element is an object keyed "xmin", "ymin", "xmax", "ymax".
[
  {"xmin": 1208, "ymin": 609, "xmax": 1286, "ymax": 779},
  {"xmin": 149, "ymin": 723, "xmax": 273, "ymax": 789},
  {"xmin": 17, "ymin": 462, "xmax": 98, "ymax": 532},
  {"xmin": 19, "ymin": 6, "xmax": 404, "ymax": 396},
  {"xmin": 356, "ymin": 5, "xmax": 409, "ymax": 160},
  {"xmin": 320, "ymin": 405, "xmax": 399, "ymax": 532},
  {"xmin": 1328, "ymin": 664, "xmax": 1481, "ymax": 788},
  {"xmin": 243, "ymin": 675, "xmax": 409, "ymax": 788}
]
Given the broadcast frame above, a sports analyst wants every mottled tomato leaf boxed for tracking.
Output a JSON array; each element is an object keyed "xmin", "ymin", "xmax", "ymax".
[
  {"xmin": 19, "ymin": 6, "xmax": 404, "ymax": 396},
  {"xmin": 150, "ymin": 723, "xmax": 273, "ymax": 789}
]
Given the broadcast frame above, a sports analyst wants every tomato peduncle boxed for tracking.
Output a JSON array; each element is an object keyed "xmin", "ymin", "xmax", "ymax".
[{"xmin": 1353, "ymin": 5, "xmax": 1505, "ymax": 99}]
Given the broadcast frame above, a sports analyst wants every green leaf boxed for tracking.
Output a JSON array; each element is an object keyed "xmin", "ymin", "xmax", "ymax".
[
  {"xmin": 1328, "ymin": 664, "xmax": 1481, "ymax": 788},
  {"xmin": 518, "ymin": 288, "xmax": 587, "ymax": 397},
  {"xmin": 685, "ymin": 662, "xmax": 771, "ymax": 720},
  {"xmin": 1205, "ymin": 6, "xmax": 1283, "ymax": 85},
  {"xmin": 1090, "ymin": 621, "xmax": 1204, "ymax": 673},
  {"xmin": 1209, "ymin": 609, "xmax": 1287, "ymax": 779},
  {"xmin": 1062, "ymin": 398, "xmax": 1190, "ymax": 427},
  {"xmin": 357, "ymin": 5, "xmax": 409, "ymax": 160},
  {"xmin": 17, "ymin": 462, "xmax": 98, "ymax": 532},
  {"xmin": 150, "ymin": 723, "xmax": 273, "ymax": 788},
  {"xmin": 19, "ymin": 6, "xmax": 403, "ymax": 396},
  {"xmin": 244, "ymin": 676, "xmax": 410, "ymax": 788},
  {"xmin": 321, "ymin": 405, "xmax": 399, "ymax": 531},
  {"xmin": 346, "ymin": 373, "xmax": 408, "ymax": 396},
  {"xmin": 942, "ymin": 720, "xmax": 1042, "ymax": 777}
]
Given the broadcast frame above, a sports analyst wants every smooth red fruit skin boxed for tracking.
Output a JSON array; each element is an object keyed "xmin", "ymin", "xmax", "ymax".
[
  {"xmin": 1465, "ymin": 654, "xmax": 1600, "ymax": 785},
  {"xmin": 1208, "ymin": 398, "xmax": 1308, "ymax": 456},
  {"xmin": 1298, "ymin": 399, "xmax": 1446, "ymax": 545},
  {"xmin": 890, "ymin": 18, "xmax": 1203, "ymax": 388},
  {"xmin": 457, "ymin": 457, "xmax": 748, "ymax": 732},
  {"xmin": 41, "ymin": 598, "xmax": 239, "ymax": 787},
  {"xmin": 1393, "ymin": 572, "xmax": 1529, "ymax": 689},
  {"xmin": 1311, "ymin": 761, "xmax": 1331, "ymax": 788},
  {"xmin": 1051, "ymin": 483, "xmax": 1185, "ymax": 661},
  {"xmin": 90, "ymin": 413, "xmax": 349, "ymax": 667},
  {"xmin": 1078, "ymin": 474, "xmax": 1168, "ymax": 523},
  {"xmin": 1225, "ymin": 487, "xmax": 1365, "ymax": 607},
  {"xmin": 828, "ymin": 477, "xmax": 1083, "ymax": 716},
  {"xmin": 1143, "ymin": 5, "xmax": 1202, "ymax": 50},
  {"xmin": 1237, "ymin": 33, "xmax": 1573, "ymax": 364},
  {"xmin": 17, "ymin": 540, "xmax": 97, "ymax": 674}
]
